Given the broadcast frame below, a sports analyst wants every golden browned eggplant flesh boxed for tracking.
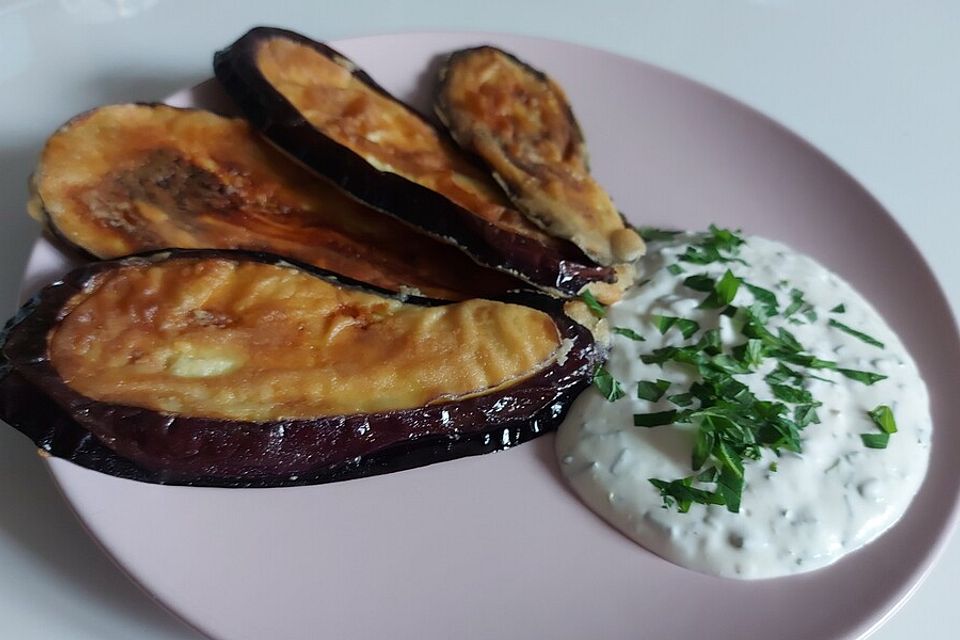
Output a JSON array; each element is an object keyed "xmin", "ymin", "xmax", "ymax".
[
  {"xmin": 29, "ymin": 103, "xmax": 517, "ymax": 300},
  {"xmin": 214, "ymin": 27, "xmax": 618, "ymax": 298},
  {"xmin": 0, "ymin": 250, "xmax": 603, "ymax": 486},
  {"xmin": 435, "ymin": 46, "xmax": 645, "ymax": 268},
  {"xmin": 252, "ymin": 34, "xmax": 551, "ymax": 243}
]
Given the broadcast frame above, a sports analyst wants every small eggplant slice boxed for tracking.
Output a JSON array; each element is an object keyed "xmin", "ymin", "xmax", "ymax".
[
  {"xmin": 0, "ymin": 250, "xmax": 602, "ymax": 486},
  {"xmin": 213, "ymin": 27, "xmax": 618, "ymax": 299},
  {"xmin": 29, "ymin": 103, "xmax": 517, "ymax": 300},
  {"xmin": 435, "ymin": 46, "xmax": 646, "ymax": 267}
]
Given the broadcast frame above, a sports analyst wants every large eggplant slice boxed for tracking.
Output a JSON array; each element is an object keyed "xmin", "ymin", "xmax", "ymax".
[
  {"xmin": 28, "ymin": 103, "xmax": 517, "ymax": 300},
  {"xmin": 435, "ymin": 46, "xmax": 645, "ymax": 268},
  {"xmin": 213, "ymin": 27, "xmax": 623, "ymax": 300},
  {"xmin": 0, "ymin": 249, "xmax": 602, "ymax": 487}
]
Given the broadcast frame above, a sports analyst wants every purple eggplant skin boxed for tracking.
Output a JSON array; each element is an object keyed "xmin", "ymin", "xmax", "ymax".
[
  {"xmin": 212, "ymin": 27, "xmax": 614, "ymax": 298},
  {"xmin": 0, "ymin": 249, "xmax": 604, "ymax": 488}
]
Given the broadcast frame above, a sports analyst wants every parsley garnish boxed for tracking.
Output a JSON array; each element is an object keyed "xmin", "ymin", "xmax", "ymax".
[
  {"xmin": 634, "ymin": 410, "xmax": 679, "ymax": 427},
  {"xmin": 652, "ymin": 314, "xmax": 700, "ymax": 339},
  {"xmin": 683, "ymin": 274, "xmax": 715, "ymax": 292},
  {"xmin": 783, "ymin": 288, "xmax": 816, "ymax": 322},
  {"xmin": 667, "ymin": 264, "xmax": 685, "ymax": 275},
  {"xmin": 637, "ymin": 379, "xmax": 671, "ymax": 402},
  {"xmin": 667, "ymin": 392, "xmax": 695, "ymax": 407},
  {"xmin": 612, "ymin": 326, "xmax": 645, "ymax": 341},
  {"xmin": 742, "ymin": 339, "xmax": 765, "ymax": 368},
  {"xmin": 580, "ymin": 290, "xmax": 606, "ymax": 318},
  {"xmin": 629, "ymin": 227, "xmax": 893, "ymax": 513},
  {"xmin": 860, "ymin": 405, "xmax": 897, "ymax": 449},
  {"xmin": 699, "ymin": 270, "xmax": 742, "ymax": 308},
  {"xmin": 649, "ymin": 478, "xmax": 724, "ymax": 513},
  {"xmin": 830, "ymin": 303, "xmax": 846, "ymax": 313},
  {"xmin": 860, "ymin": 433, "xmax": 890, "ymax": 449},
  {"xmin": 868, "ymin": 405, "xmax": 897, "ymax": 433},
  {"xmin": 769, "ymin": 384, "xmax": 814, "ymax": 404},
  {"xmin": 678, "ymin": 226, "xmax": 747, "ymax": 265},
  {"xmin": 592, "ymin": 365, "xmax": 624, "ymax": 402},
  {"xmin": 837, "ymin": 368, "xmax": 887, "ymax": 385},
  {"xmin": 745, "ymin": 282, "xmax": 779, "ymax": 315},
  {"xmin": 828, "ymin": 319, "xmax": 885, "ymax": 348}
]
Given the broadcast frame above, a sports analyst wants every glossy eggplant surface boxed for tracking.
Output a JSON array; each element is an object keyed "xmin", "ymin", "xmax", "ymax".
[
  {"xmin": 0, "ymin": 250, "xmax": 603, "ymax": 486},
  {"xmin": 214, "ymin": 27, "xmax": 621, "ymax": 299},
  {"xmin": 29, "ymin": 103, "xmax": 516, "ymax": 300},
  {"xmin": 435, "ymin": 46, "xmax": 645, "ymax": 268}
]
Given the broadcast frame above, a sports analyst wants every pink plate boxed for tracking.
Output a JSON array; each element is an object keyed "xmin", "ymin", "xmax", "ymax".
[{"xmin": 22, "ymin": 32, "xmax": 960, "ymax": 640}]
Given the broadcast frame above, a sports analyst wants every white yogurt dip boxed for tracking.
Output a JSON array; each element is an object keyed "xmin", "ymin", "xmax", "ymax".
[{"xmin": 556, "ymin": 232, "xmax": 932, "ymax": 579}]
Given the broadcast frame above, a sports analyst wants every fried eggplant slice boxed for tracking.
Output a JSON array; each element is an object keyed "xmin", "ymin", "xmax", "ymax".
[
  {"xmin": 0, "ymin": 250, "xmax": 603, "ymax": 486},
  {"xmin": 28, "ymin": 103, "xmax": 518, "ymax": 300},
  {"xmin": 213, "ymin": 27, "xmax": 619, "ymax": 299},
  {"xmin": 435, "ymin": 46, "xmax": 645, "ymax": 267}
]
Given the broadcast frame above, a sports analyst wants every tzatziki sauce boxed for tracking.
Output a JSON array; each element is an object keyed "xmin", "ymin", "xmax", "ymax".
[{"xmin": 556, "ymin": 232, "xmax": 932, "ymax": 579}]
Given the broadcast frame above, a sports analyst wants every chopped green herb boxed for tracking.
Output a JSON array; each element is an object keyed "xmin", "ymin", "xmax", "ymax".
[
  {"xmin": 580, "ymin": 290, "xmax": 606, "ymax": 318},
  {"xmin": 708, "ymin": 225, "xmax": 746, "ymax": 252},
  {"xmin": 768, "ymin": 462, "xmax": 778, "ymax": 473},
  {"xmin": 652, "ymin": 314, "xmax": 700, "ymax": 339},
  {"xmin": 828, "ymin": 319, "xmax": 885, "ymax": 348},
  {"xmin": 592, "ymin": 365, "xmax": 624, "ymax": 402},
  {"xmin": 783, "ymin": 288, "xmax": 806, "ymax": 318},
  {"xmin": 745, "ymin": 282, "xmax": 779, "ymax": 314},
  {"xmin": 765, "ymin": 362, "xmax": 805, "ymax": 386},
  {"xmin": 667, "ymin": 264, "xmax": 685, "ymax": 275},
  {"xmin": 782, "ymin": 288, "xmax": 816, "ymax": 323},
  {"xmin": 743, "ymin": 339, "xmax": 765, "ymax": 368},
  {"xmin": 769, "ymin": 384, "xmax": 813, "ymax": 404},
  {"xmin": 706, "ymin": 354, "xmax": 752, "ymax": 375},
  {"xmin": 696, "ymin": 329, "xmax": 722, "ymax": 355},
  {"xmin": 830, "ymin": 303, "xmax": 846, "ymax": 313},
  {"xmin": 794, "ymin": 403, "xmax": 821, "ymax": 428},
  {"xmin": 860, "ymin": 432, "xmax": 890, "ymax": 449},
  {"xmin": 641, "ymin": 347, "xmax": 678, "ymax": 366},
  {"xmin": 634, "ymin": 410, "xmax": 679, "ymax": 427},
  {"xmin": 649, "ymin": 477, "xmax": 724, "ymax": 513},
  {"xmin": 679, "ymin": 246, "xmax": 720, "ymax": 265},
  {"xmin": 683, "ymin": 274, "xmax": 715, "ymax": 292},
  {"xmin": 868, "ymin": 405, "xmax": 897, "ymax": 434},
  {"xmin": 837, "ymin": 368, "xmax": 887, "ymax": 385},
  {"xmin": 716, "ymin": 463, "xmax": 744, "ymax": 513},
  {"xmin": 638, "ymin": 227, "xmax": 682, "ymax": 242},
  {"xmin": 612, "ymin": 326, "xmax": 645, "ymax": 341},
  {"xmin": 777, "ymin": 352, "xmax": 838, "ymax": 370},
  {"xmin": 667, "ymin": 392, "xmax": 695, "ymax": 407},
  {"xmin": 637, "ymin": 379, "xmax": 672, "ymax": 402},
  {"xmin": 776, "ymin": 327, "xmax": 803, "ymax": 353},
  {"xmin": 638, "ymin": 229, "xmax": 896, "ymax": 513},
  {"xmin": 678, "ymin": 227, "xmax": 748, "ymax": 266},
  {"xmin": 699, "ymin": 270, "xmax": 742, "ymax": 309}
]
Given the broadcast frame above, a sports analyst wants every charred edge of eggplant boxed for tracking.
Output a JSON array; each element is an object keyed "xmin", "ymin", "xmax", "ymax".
[
  {"xmin": 28, "ymin": 154, "xmax": 103, "ymax": 265},
  {"xmin": 0, "ymin": 248, "xmax": 604, "ymax": 487},
  {"xmin": 212, "ymin": 27, "xmax": 614, "ymax": 296},
  {"xmin": 0, "ymin": 366, "xmax": 592, "ymax": 488}
]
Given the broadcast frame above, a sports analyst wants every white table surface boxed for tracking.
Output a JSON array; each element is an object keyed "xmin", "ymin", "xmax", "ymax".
[{"xmin": 0, "ymin": 1, "xmax": 956, "ymax": 638}]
